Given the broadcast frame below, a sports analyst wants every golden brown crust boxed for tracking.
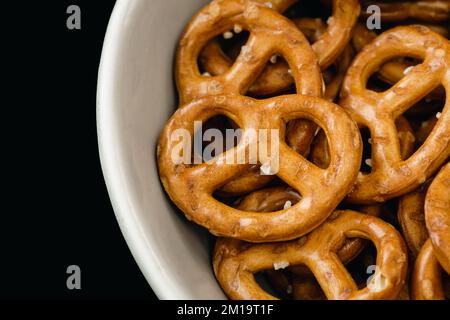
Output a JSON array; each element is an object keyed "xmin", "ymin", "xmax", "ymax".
[
  {"xmin": 199, "ymin": 0, "xmax": 360, "ymax": 97},
  {"xmin": 425, "ymin": 162, "xmax": 450, "ymax": 274},
  {"xmin": 340, "ymin": 26, "xmax": 450, "ymax": 204},
  {"xmin": 158, "ymin": 94, "xmax": 362, "ymax": 242},
  {"xmin": 213, "ymin": 211, "xmax": 408, "ymax": 300},
  {"xmin": 411, "ymin": 239, "xmax": 446, "ymax": 300},
  {"xmin": 176, "ymin": 0, "xmax": 322, "ymax": 102}
]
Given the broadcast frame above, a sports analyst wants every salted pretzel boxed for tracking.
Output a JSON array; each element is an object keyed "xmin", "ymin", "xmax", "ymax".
[
  {"xmin": 352, "ymin": 23, "xmax": 446, "ymax": 101},
  {"xmin": 411, "ymin": 239, "xmax": 447, "ymax": 300},
  {"xmin": 340, "ymin": 26, "xmax": 450, "ymax": 204},
  {"xmin": 158, "ymin": 93, "xmax": 362, "ymax": 242},
  {"xmin": 213, "ymin": 211, "xmax": 408, "ymax": 300},
  {"xmin": 177, "ymin": 0, "xmax": 325, "ymax": 196},
  {"xmin": 361, "ymin": 1, "xmax": 450, "ymax": 23},
  {"xmin": 425, "ymin": 162, "xmax": 450, "ymax": 274},
  {"xmin": 199, "ymin": 0, "xmax": 360, "ymax": 97}
]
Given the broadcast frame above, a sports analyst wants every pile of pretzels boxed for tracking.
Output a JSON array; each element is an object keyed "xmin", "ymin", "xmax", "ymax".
[{"xmin": 157, "ymin": 0, "xmax": 450, "ymax": 300}]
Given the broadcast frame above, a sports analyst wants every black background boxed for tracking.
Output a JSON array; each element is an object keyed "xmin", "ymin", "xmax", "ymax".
[{"xmin": 2, "ymin": 0, "xmax": 157, "ymax": 299}]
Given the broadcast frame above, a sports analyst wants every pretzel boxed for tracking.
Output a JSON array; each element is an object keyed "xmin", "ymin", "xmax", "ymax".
[
  {"xmin": 158, "ymin": 94, "xmax": 362, "ymax": 242},
  {"xmin": 361, "ymin": 1, "xmax": 450, "ymax": 23},
  {"xmin": 177, "ymin": 0, "xmax": 325, "ymax": 196},
  {"xmin": 425, "ymin": 162, "xmax": 450, "ymax": 274},
  {"xmin": 340, "ymin": 26, "xmax": 450, "ymax": 204},
  {"xmin": 199, "ymin": 0, "xmax": 360, "ymax": 97},
  {"xmin": 213, "ymin": 211, "xmax": 408, "ymax": 300},
  {"xmin": 411, "ymin": 239, "xmax": 447, "ymax": 300},
  {"xmin": 352, "ymin": 23, "xmax": 446, "ymax": 101}
]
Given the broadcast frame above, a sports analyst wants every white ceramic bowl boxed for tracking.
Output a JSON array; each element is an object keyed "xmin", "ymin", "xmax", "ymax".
[{"xmin": 97, "ymin": 0, "xmax": 226, "ymax": 299}]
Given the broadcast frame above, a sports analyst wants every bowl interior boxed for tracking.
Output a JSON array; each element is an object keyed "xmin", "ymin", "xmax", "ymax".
[{"xmin": 97, "ymin": 0, "xmax": 226, "ymax": 299}]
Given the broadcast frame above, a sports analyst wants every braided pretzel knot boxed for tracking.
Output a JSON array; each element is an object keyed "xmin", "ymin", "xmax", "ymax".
[
  {"xmin": 411, "ymin": 239, "xmax": 447, "ymax": 300},
  {"xmin": 157, "ymin": 94, "xmax": 362, "ymax": 242},
  {"xmin": 177, "ymin": 0, "xmax": 322, "ymax": 196},
  {"xmin": 352, "ymin": 23, "xmax": 446, "ymax": 101},
  {"xmin": 200, "ymin": 0, "xmax": 360, "ymax": 97},
  {"xmin": 213, "ymin": 211, "xmax": 408, "ymax": 300},
  {"xmin": 425, "ymin": 162, "xmax": 450, "ymax": 274},
  {"xmin": 340, "ymin": 26, "xmax": 450, "ymax": 204}
]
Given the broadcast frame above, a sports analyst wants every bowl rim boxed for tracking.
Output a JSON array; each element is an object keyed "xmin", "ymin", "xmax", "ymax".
[{"xmin": 97, "ymin": 0, "xmax": 169, "ymax": 300}]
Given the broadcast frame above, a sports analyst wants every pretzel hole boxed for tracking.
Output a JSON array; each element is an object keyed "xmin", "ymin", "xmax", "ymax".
[
  {"xmin": 366, "ymin": 56, "xmax": 423, "ymax": 93},
  {"xmin": 359, "ymin": 127, "xmax": 373, "ymax": 174},
  {"xmin": 344, "ymin": 242, "xmax": 378, "ymax": 290},
  {"xmin": 403, "ymin": 94, "xmax": 445, "ymax": 148},
  {"xmin": 192, "ymin": 115, "xmax": 241, "ymax": 163},
  {"xmin": 266, "ymin": 270, "xmax": 326, "ymax": 300},
  {"xmin": 253, "ymin": 271, "xmax": 285, "ymax": 299},
  {"xmin": 227, "ymin": 186, "xmax": 302, "ymax": 213},
  {"xmin": 404, "ymin": 88, "xmax": 445, "ymax": 119},
  {"xmin": 309, "ymin": 129, "xmax": 331, "ymax": 169},
  {"xmin": 285, "ymin": 118, "xmax": 323, "ymax": 160},
  {"xmin": 198, "ymin": 31, "xmax": 250, "ymax": 76}
]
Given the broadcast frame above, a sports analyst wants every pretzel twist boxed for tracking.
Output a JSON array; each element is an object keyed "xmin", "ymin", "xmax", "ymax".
[
  {"xmin": 352, "ymin": 23, "xmax": 447, "ymax": 101},
  {"xmin": 213, "ymin": 211, "xmax": 408, "ymax": 300},
  {"xmin": 199, "ymin": 0, "xmax": 360, "ymax": 97},
  {"xmin": 340, "ymin": 26, "xmax": 450, "ymax": 204},
  {"xmin": 361, "ymin": 1, "xmax": 450, "ymax": 23},
  {"xmin": 158, "ymin": 94, "xmax": 362, "ymax": 242},
  {"xmin": 425, "ymin": 162, "xmax": 450, "ymax": 274},
  {"xmin": 177, "ymin": 0, "xmax": 324, "ymax": 196},
  {"xmin": 411, "ymin": 239, "xmax": 447, "ymax": 300}
]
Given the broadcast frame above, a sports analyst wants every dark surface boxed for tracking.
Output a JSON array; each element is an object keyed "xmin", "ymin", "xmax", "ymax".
[{"xmin": 1, "ymin": 1, "xmax": 157, "ymax": 299}]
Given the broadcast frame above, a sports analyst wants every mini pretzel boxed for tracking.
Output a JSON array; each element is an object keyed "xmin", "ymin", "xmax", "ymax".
[
  {"xmin": 352, "ymin": 23, "xmax": 446, "ymax": 101},
  {"xmin": 340, "ymin": 26, "xmax": 450, "ymax": 204},
  {"xmin": 411, "ymin": 239, "xmax": 447, "ymax": 300},
  {"xmin": 398, "ymin": 183, "xmax": 430, "ymax": 257},
  {"xmin": 158, "ymin": 94, "xmax": 362, "ymax": 242},
  {"xmin": 176, "ymin": 0, "xmax": 322, "ymax": 102},
  {"xmin": 361, "ymin": 1, "xmax": 450, "ymax": 23},
  {"xmin": 235, "ymin": 184, "xmax": 381, "ymax": 276},
  {"xmin": 177, "ymin": 0, "xmax": 323, "ymax": 196},
  {"xmin": 199, "ymin": 0, "xmax": 360, "ymax": 97},
  {"xmin": 213, "ymin": 211, "xmax": 408, "ymax": 300},
  {"xmin": 425, "ymin": 162, "xmax": 450, "ymax": 274}
]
